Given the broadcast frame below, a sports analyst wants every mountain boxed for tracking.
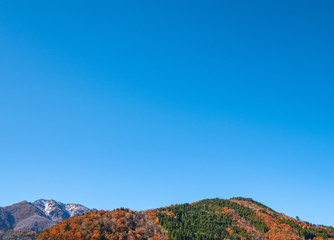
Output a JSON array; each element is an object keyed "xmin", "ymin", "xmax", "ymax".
[
  {"xmin": 0, "ymin": 208, "xmax": 14, "ymax": 230},
  {"xmin": 2, "ymin": 197, "xmax": 333, "ymax": 240},
  {"xmin": 0, "ymin": 199, "xmax": 91, "ymax": 232},
  {"xmin": 33, "ymin": 199, "xmax": 91, "ymax": 223},
  {"xmin": 37, "ymin": 197, "xmax": 334, "ymax": 240},
  {"xmin": 3, "ymin": 201, "xmax": 54, "ymax": 232}
]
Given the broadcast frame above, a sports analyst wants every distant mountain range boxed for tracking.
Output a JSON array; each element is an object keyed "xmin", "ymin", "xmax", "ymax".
[{"xmin": 0, "ymin": 199, "xmax": 91, "ymax": 232}]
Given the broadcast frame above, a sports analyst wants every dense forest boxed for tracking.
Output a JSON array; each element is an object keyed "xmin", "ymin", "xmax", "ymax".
[
  {"xmin": 157, "ymin": 198, "xmax": 334, "ymax": 240},
  {"xmin": 33, "ymin": 198, "xmax": 334, "ymax": 240},
  {"xmin": 37, "ymin": 208, "xmax": 168, "ymax": 240}
]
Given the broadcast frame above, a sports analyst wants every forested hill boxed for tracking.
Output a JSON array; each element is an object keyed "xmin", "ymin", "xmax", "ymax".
[{"xmin": 37, "ymin": 198, "xmax": 334, "ymax": 240}]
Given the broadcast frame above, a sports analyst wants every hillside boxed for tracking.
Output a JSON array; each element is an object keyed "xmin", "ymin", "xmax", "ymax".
[
  {"xmin": 37, "ymin": 198, "xmax": 334, "ymax": 240},
  {"xmin": 37, "ymin": 208, "xmax": 168, "ymax": 240},
  {"xmin": 0, "ymin": 230, "xmax": 38, "ymax": 240}
]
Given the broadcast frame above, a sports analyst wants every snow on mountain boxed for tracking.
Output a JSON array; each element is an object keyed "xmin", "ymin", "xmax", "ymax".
[
  {"xmin": 65, "ymin": 203, "xmax": 90, "ymax": 217},
  {"xmin": 33, "ymin": 199, "xmax": 91, "ymax": 223},
  {"xmin": 0, "ymin": 199, "xmax": 92, "ymax": 233}
]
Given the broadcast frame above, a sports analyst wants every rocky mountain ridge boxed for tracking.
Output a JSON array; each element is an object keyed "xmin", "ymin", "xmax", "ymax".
[
  {"xmin": 33, "ymin": 199, "xmax": 90, "ymax": 223},
  {"xmin": 0, "ymin": 199, "xmax": 91, "ymax": 232}
]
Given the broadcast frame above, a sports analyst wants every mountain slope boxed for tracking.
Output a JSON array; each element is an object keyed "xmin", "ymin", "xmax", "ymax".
[
  {"xmin": 33, "ymin": 199, "xmax": 91, "ymax": 223},
  {"xmin": 37, "ymin": 198, "xmax": 334, "ymax": 240},
  {"xmin": 0, "ymin": 207, "xmax": 14, "ymax": 230},
  {"xmin": 0, "ymin": 230, "xmax": 38, "ymax": 240},
  {"xmin": 0, "ymin": 199, "xmax": 91, "ymax": 232},
  {"xmin": 157, "ymin": 198, "xmax": 334, "ymax": 240},
  {"xmin": 3, "ymin": 201, "xmax": 53, "ymax": 231}
]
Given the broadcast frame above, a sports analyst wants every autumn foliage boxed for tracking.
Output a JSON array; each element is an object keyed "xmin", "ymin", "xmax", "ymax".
[
  {"xmin": 37, "ymin": 208, "xmax": 168, "ymax": 240},
  {"xmin": 35, "ymin": 198, "xmax": 334, "ymax": 240},
  {"xmin": 231, "ymin": 198, "xmax": 334, "ymax": 240},
  {"xmin": 0, "ymin": 229, "xmax": 38, "ymax": 240}
]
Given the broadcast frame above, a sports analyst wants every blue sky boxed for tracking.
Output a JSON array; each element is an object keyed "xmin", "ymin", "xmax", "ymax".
[{"xmin": 0, "ymin": 0, "xmax": 333, "ymax": 226}]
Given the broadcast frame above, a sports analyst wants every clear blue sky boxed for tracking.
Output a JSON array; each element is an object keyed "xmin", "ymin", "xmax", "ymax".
[{"xmin": 1, "ymin": 0, "xmax": 333, "ymax": 226}]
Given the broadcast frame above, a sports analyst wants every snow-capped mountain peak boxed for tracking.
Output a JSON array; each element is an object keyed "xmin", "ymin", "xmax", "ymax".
[{"xmin": 33, "ymin": 199, "xmax": 91, "ymax": 223}]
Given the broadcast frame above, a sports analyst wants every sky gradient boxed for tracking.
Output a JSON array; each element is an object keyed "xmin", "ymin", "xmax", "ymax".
[{"xmin": 1, "ymin": 1, "xmax": 334, "ymax": 226}]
